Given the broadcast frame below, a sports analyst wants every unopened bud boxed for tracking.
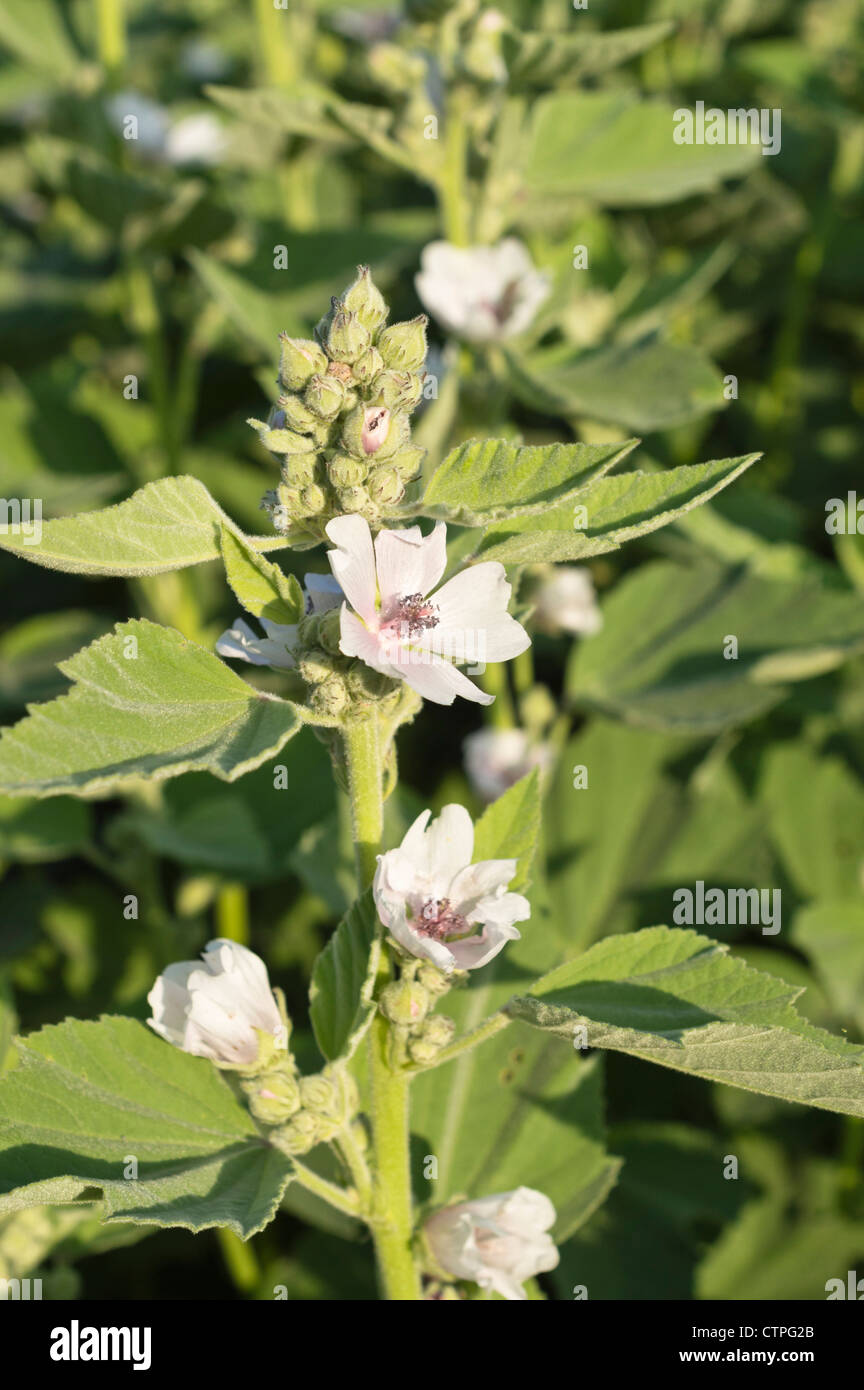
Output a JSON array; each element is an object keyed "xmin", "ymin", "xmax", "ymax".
[
  {"xmin": 299, "ymin": 1073, "xmax": 340, "ymax": 1117},
  {"xmin": 417, "ymin": 963, "xmax": 452, "ymax": 996},
  {"xmin": 379, "ymin": 979, "xmax": 430, "ymax": 1027},
  {"xmin": 370, "ymin": 369, "xmax": 424, "ymax": 412},
  {"xmin": 320, "ymin": 299, "xmax": 371, "ymax": 364},
  {"xmin": 282, "ymin": 454, "xmax": 318, "ymax": 487},
  {"xmin": 342, "ymin": 265, "xmax": 389, "ymax": 335},
  {"xmin": 388, "ymin": 445, "xmax": 426, "ymax": 482},
  {"xmin": 300, "ymin": 483, "xmax": 328, "ymax": 515},
  {"xmin": 296, "ymin": 613, "xmax": 320, "ymax": 647},
  {"xmin": 353, "ymin": 345, "xmax": 385, "ymax": 386},
  {"xmin": 278, "ymin": 393, "xmax": 318, "ymax": 434},
  {"xmin": 299, "ymin": 648, "xmax": 337, "ymax": 684},
  {"xmin": 336, "ymin": 487, "xmax": 379, "ymax": 524},
  {"xmin": 367, "ymin": 466, "xmax": 404, "ymax": 506},
  {"xmin": 311, "ymin": 674, "xmax": 350, "ymax": 716},
  {"xmin": 317, "ymin": 607, "xmax": 343, "ymax": 656},
  {"xmin": 275, "ymin": 1109, "xmax": 322, "ymax": 1154},
  {"xmin": 244, "ymin": 1069, "xmax": 301, "ymax": 1125},
  {"xmin": 327, "ymin": 452, "xmax": 368, "ymax": 489},
  {"xmin": 248, "ymin": 417, "xmax": 315, "ymax": 455},
  {"xmin": 408, "ymin": 1013, "xmax": 456, "ymax": 1063},
  {"xmin": 279, "ymin": 335, "xmax": 328, "ymax": 390},
  {"xmin": 305, "ymin": 373, "xmax": 346, "ymax": 420},
  {"xmin": 377, "ymin": 315, "xmax": 428, "ymax": 371}
]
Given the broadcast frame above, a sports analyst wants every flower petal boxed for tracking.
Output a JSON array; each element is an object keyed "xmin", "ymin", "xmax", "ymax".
[
  {"xmin": 326, "ymin": 514, "xmax": 378, "ymax": 626},
  {"xmin": 374, "ymin": 521, "xmax": 447, "ymax": 606}
]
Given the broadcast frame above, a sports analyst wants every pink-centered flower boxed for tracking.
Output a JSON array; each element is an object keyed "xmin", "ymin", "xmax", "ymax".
[
  {"xmin": 324, "ymin": 514, "xmax": 530, "ymax": 706},
  {"xmin": 373, "ymin": 803, "xmax": 530, "ymax": 972},
  {"xmin": 425, "ymin": 1188, "xmax": 559, "ymax": 1300}
]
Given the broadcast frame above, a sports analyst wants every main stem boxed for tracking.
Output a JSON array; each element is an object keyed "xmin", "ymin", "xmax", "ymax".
[{"xmin": 343, "ymin": 718, "xmax": 421, "ymax": 1301}]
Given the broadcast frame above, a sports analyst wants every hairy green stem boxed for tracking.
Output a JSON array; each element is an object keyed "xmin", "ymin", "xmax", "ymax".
[
  {"xmin": 289, "ymin": 1159, "xmax": 362, "ymax": 1218},
  {"xmin": 217, "ymin": 1227, "xmax": 261, "ymax": 1295},
  {"xmin": 343, "ymin": 717, "xmax": 422, "ymax": 1300}
]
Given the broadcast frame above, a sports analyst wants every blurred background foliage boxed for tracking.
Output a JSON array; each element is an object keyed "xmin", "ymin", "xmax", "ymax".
[{"xmin": 0, "ymin": 0, "xmax": 863, "ymax": 1299}]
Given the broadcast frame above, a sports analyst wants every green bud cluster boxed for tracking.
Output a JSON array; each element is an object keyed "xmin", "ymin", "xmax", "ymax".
[
  {"xmin": 378, "ymin": 971, "xmax": 456, "ymax": 1067},
  {"xmin": 270, "ymin": 1065, "xmax": 360, "ymax": 1155},
  {"xmin": 255, "ymin": 267, "xmax": 429, "ymax": 542}
]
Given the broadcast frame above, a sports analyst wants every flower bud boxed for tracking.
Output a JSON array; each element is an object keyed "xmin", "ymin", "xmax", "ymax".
[
  {"xmin": 310, "ymin": 674, "xmax": 350, "ymax": 716},
  {"xmin": 336, "ymin": 487, "xmax": 379, "ymax": 524},
  {"xmin": 299, "ymin": 1073, "xmax": 340, "ymax": 1117},
  {"xmin": 305, "ymin": 372, "xmax": 346, "ymax": 420},
  {"xmin": 296, "ymin": 613, "xmax": 320, "ymax": 648},
  {"xmin": 370, "ymin": 369, "xmax": 424, "ymax": 412},
  {"xmin": 341, "ymin": 404, "xmax": 390, "ymax": 459},
  {"xmin": 342, "ymin": 265, "xmax": 389, "ymax": 335},
  {"xmin": 352, "ymin": 345, "xmax": 385, "ymax": 386},
  {"xmin": 367, "ymin": 466, "xmax": 404, "ymax": 506},
  {"xmin": 279, "ymin": 335, "xmax": 327, "ymax": 390},
  {"xmin": 275, "ymin": 1109, "xmax": 322, "ymax": 1154},
  {"xmin": 248, "ymin": 417, "xmax": 315, "ymax": 455},
  {"xmin": 320, "ymin": 298, "xmax": 371, "ymax": 364},
  {"xmin": 377, "ymin": 315, "xmax": 428, "ymax": 371},
  {"xmin": 327, "ymin": 452, "xmax": 368, "ymax": 489},
  {"xmin": 243, "ymin": 1068, "xmax": 302, "ymax": 1125},
  {"xmin": 275, "ymin": 482, "xmax": 304, "ymax": 515},
  {"xmin": 300, "ymin": 483, "xmax": 328, "ymax": 515},
  {"xmin": 282, "ymin": 454, "xmax": 318, "ymax": 487},
  {"xmin": 317, "ymin": 607, "xmax": 343, "ymax": 656},
  {"xmin": 346, "ymin": 661, "xmax": 396, "ymax": 699},
  {"xmin": 379, "ymin": 979, "xmax": 430, "ymax": 1028},
  {"xmin": 277, "ymin": 393, "xmax": 318, "ymax": 434},
  {"xmin": 388, "ymin": 444, "xmax": 426, "ymax": 482},
  {"xmin": 409, "ymin": 1014, "xmax": 456, "ymax": 1064},
  {"xmin": 417, "ymin": 962, "xmax": 452, "ymax": 996},
  {"xmin": 299, "ymin": 648, "xmax": 337, "ymax": 684}
]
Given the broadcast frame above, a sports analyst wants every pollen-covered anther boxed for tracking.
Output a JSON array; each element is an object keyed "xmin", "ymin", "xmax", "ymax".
[
  {"xmin": 381, "ymin": 592, "xmax": 440, "ymax": 638},
  {"xmin": 417, "ymin": 897, "xmax": 469, "ymax": 942}
]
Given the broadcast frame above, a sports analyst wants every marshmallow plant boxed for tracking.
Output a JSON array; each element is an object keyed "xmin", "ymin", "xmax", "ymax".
[{"xmin": 4, "ymin": 266, "xmax": 857, "ymax": 1305}]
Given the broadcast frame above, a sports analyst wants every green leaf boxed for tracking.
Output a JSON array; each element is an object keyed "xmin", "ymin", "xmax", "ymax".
[
  {"xmin": 188, "ymin": 250, "xmax": 305, "ymax": 354},
  {"xmin": 505, "ymin": 926, "xmax": 864, "ymax": 1117},
  {"xmin": 525, "ymin": 91, "xmax": 760, "ymax": 206},
  {"xmin": 423, "ymin": 438, "xmax": 638, "ymax": 527},
  {"xmin": 792, "ymin": 902, "xmax": 864, "ymax": 1034},
  {"xmin": 760, "ymin": 745, "xmax": 864, "ymax": 899},
  {"xmin": 0, "ymin": 620, "xmax": 303, "ymax": 798},
  {"xmin": 0, "ymin": 1016, "xmax": 292, "ymax": 1236},
  {"xmin": 0, "ymin": 0, "xmax": 79, "ymax": 78},
  {"xmin": 505, "ymin": 339, "xmax": 726, "ymax": 432},
  {"xmin": 0, "ymin": 476, "xmax": 288, "ymax": 576},
  {"xmin": 118, "ymin": 738, "xmax": 337, "ymax": 882},
  {"xmin": 475, "ymin": 455, "xmax": 759, "ymax": 565},
  {"xmin": 0, "ymin": 794, "xmax": 92, "ymax": 863},
  {"xmin": 220, "ymin": 525, "xmax": 304, "ymax": 626},
  {"xmin": 472, "ymin": 768, "xmax": 541, "ymax": 895},
  {"xmin": 310, "ymin": 891, "xmax": 381, "ymax": 1063},
  {"xmin": 504, "ymin": 21, "xmax": 676, "ymax": 86},
  {"xmin": 411, "ymin": 1043, "xmax": 620, "ymax": 1243},
  {"xmin": 569, "ymin": 560, "xmax": 864, "ymax": 732}
]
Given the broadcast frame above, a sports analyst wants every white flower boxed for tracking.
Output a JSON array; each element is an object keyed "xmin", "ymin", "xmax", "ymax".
[
  {"xmin": 463, "ymin": 728, "xmax": 551, "ymax": 803},
  {"xmin": 415, "ymin": 239, "xmax": 550, "ymax": 343},
  {"xmin": 165, "ymin": 113, "xmax": 227, "ymax": 166},
  {"xmin": 325, "ymin": 515, "xmax": 530, "ymax": 706},
  {"xmin": 425, "ymin": 1188, "xmax": 559, "ymax": 1300},
  {"xmin": 533, "ymin": 566, "xmax": 602, "ymax": 637},
  {"xmin": 215, "ymin": 572, "xmax": 342, "ymax": 672},
  {"xmin": 105, "ymin": 91, "xmax": 169, "ymax": 157},
  {"xmin": 373, "ymin": 803, "xmax": 529, "ymax": 972},
  {"xmin": 148, "ymin": 939, "xmax": 287, "ymax": 1068}
]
